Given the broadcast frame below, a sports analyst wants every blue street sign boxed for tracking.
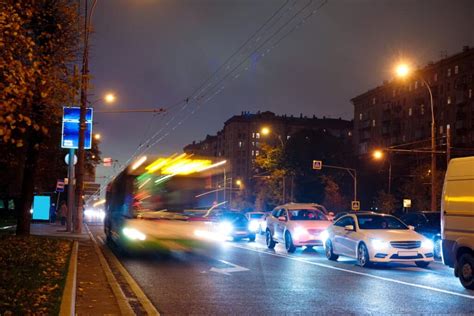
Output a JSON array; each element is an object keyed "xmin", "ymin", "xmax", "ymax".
[{"xmin": 61, "ymin": 107, "xmax": 93, "ymax": 149}]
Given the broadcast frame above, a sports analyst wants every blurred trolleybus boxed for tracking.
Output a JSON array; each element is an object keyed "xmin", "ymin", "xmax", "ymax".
[{"xmin": 104, "ymin": 154, "xmax": 227, "ymax": 253}]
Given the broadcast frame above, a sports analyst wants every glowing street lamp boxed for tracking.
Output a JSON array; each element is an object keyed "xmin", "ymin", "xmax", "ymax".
[
  {"xmin": 94, "ymin": 133, "xmax": 101, "ymax": 140},
  {"xmin": 373, "ymin": 149, "xmax": 384, "ymax": 160},
  {"xmin": 104, "ymin": 93, "xmax": 116, "ymax": 104},
  {"xmin": 235, "ymin": 179, "xmax": 242, "ymax": 187},
  {"xmin": 261, "ymin": 127, "xmax": 270, "ymax": 136},
  {"xmin": 393, "ymin": 61, "xmax": 436, "ymax": 211}
]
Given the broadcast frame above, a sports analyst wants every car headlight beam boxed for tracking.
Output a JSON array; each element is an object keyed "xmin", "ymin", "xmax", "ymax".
[
  {"xmin": 421, "ymin": 239, "xmax": 434, "ymax": 250},
  {"xmin": 249, "ymin": 220, "xmax": 259, "ymax": 232},
  {"xmin": 122, "ymin": 227, "xmax": 146, "ymax": 241},
  {"xmin": 371, "ymin": 238, "xmax": 389, "ymax": 251}
]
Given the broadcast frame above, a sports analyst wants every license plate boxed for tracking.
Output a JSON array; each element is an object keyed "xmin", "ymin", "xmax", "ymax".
[
  {"xmin": 398, "ymin": 251, "xmax": 417, "ymax": 257},
  {"xmin": 235, "ymin": 231, "xmax": 247, "ymax": 235}
]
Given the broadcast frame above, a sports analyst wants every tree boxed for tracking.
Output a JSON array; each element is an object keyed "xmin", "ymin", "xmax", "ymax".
[
  {"xmin": 374, "ymin": 190, "xmax": 397, "ymax": 214},
  {"xmin": 0, "ymin": 1, "xmax": 80, "ymax": 235},
  {"xmin": 321, "ymin": 175, "xmax": 345, "ymax": 212}
]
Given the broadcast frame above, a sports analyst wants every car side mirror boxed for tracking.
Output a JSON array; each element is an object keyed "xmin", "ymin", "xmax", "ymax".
[
  {"xmin": 278, "ymin": 216, "xmax": 287, "ymax": 222},
  {"xmin": 329, "ymin": 212, "xmax": 335, "ymax": 217},
  {"xmin": 408, "ymin": 225, "xmax": 415, "ymax": 230},
  {"xmin": 344, "ymin": 225, "xmax": 355, "ymax": 231}
]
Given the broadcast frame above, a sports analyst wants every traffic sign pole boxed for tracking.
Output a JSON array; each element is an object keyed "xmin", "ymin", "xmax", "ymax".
[{"xmin": 67, "ymin": 148, "xmax": 75, "ymax": 232}]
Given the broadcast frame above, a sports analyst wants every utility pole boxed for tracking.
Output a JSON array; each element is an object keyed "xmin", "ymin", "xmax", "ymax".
[
  {"xmin": 75, "ymin": 0, "xmax": 98, "ymax": 233},
  {"xmin": 446, "ymin": 124, "xmax": 451, "ymax": 164}
]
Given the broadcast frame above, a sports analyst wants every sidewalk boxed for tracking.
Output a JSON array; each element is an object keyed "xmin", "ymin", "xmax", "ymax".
[{"xmin": 31, "ymin": 223, "xmax": 122, "ymax": 315}]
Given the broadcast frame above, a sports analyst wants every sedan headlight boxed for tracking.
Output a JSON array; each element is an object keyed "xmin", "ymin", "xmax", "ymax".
[
  {"xmin": 371, "ymin": 239, "xmax": 390, "ymax": 251},
  {"xmin": 421, "ymin": 239, "xmax": 434, "ymax": 250},
  {"xmin": 218, "ymin": 222, "xmax": 234, "ymax": 235},
  {"xmin": 122, "ymin": 227, "xmax": 146, "ymax": 241},
  {"xmin": 293, "ymin": 226, "xmax": 307, "ymax": 240},
  {"xmin": 320, "ymin": 230, "xmax": 329, "ymax": 243},
  {"xmin": 249, "ymin": 220, "xmax": 259, "ymax": 232}
]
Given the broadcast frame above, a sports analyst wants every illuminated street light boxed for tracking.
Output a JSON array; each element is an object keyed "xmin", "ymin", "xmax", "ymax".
[
  {"xmin": 235, "ymin": 179, "xmax": 242, "ymax": 187},
  {"xmin": 373, "ymin": 149, "xmax": 383, "ymax": 160},
  {"xmin": 261, "ymin": 127, "xmax": 270, "ymax": 136},
  {"xmin": 104, "ymin": 93, "xmax": 116, "ymax": 104},
  {"xmin": 395, "ymin": 63, "xmax": 410, "ymax": 78},
  {"xmin": 94, "ymin": 133, "xmax": 101, "ymax": 140},
  {"xmin": 393, "ymin": 61, "xmax": 437, "ymax": 211}
]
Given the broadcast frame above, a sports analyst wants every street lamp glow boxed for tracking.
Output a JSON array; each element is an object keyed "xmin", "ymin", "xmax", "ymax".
[
  {"xmin": 235, "ymin": 179, "xmax": 242, "ymax": 186},
  {"xmin": 94, "ymin": 133, "xmax": 101, "ymax": 140},
  {"xmin": 395, "ymin": 63, "xmax": 410, "ymax": 78},
  {"xmin": 261, "ymin": 127, "xmax": 270, "ymax": 136},
  {"xmin": 373, "ymin": 150, "xmax": 384, "ymax": 160},
  {"xmin": 104, "ymin": 93, "xmax": 116, "ymax": 104}
]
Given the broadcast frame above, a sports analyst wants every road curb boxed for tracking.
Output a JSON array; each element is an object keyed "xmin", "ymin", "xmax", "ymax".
[
  {"xmin": 59, "ymin": 240, "xmax": 78, "ymax": 316},
  {"xmin": 101, "ymin": 244, "xmax": 160, "ymax": 315},
  {"xmin": 85, "ymin": 224, "xmax": 135, "ymax": 315}
]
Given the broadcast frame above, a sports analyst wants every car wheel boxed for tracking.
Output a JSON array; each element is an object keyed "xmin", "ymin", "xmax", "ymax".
[
  {"xmin": 248, "ymin": 234, "xmax": 256, "ymax": 242},
  {"xmin": 325, "ymin": 240, "xmax": 339, "ymax": 261},
  {"xmin": 415, "ymin": 261, "xmax": 430, "ymax": 268},
  {"xmin": 357, "ymin": 243, "xmax": 371, "ymax": 267},
  {"xmin": 285, "ymin": 231, "xmax": 296, "ymax": 253},
  {"xmin": 458, "ymin": 253, "xmax": 474, "ymax": 290},
  {"xmin": 266, "ymin": 229, "xmax": 276, "ymax": 249}
]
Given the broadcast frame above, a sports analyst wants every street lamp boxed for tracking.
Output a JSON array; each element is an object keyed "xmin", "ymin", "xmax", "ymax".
[
  {"xmin": 260, "ymin": 127, "xmax": 284, "ymax": 147},
  {"xmin": 394, "ymin": 62, "xmax": 437, "ymax": 211},
  {"xmin": 104, "ymin": 93, "xmax": 116, "ymax": 104},
  {"xmin": 260, "ymin": 126, "xmax": 286, "ymax": 202},
  {"xmin": 94, "ymin": 133, "xmax": 101, "ymax": 140},
  {"xmin": 373, "ymin": 149, "xmax": 392, "ymax": 194}
]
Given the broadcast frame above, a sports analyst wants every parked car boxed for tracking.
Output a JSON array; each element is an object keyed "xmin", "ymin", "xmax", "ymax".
[
  {"xmin": 323, "ymin": 212, "xmax": 434, "ymax": 268},
  {"xmin": 399, "ymin": 211, "xmax": 441, "ymax": 258},
  {"xmin": 266, "ymin": 203, "xmax": 332, "ymax": 253},
  {"xmin": 214, "ymin": 212, "xmax": 256, "ymax": 242},
  {"xmin": 441, "ymin": 156, "xmax": 474, "ymax": 290},
  {"xmin": 245, "ymin": 211, "xmax": 268, "ymax": 234}
]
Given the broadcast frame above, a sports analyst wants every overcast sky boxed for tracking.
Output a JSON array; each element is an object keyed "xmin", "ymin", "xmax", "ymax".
[{"xmin": 89, "ymin": 0, "xmax": 474, "ymax": 180}]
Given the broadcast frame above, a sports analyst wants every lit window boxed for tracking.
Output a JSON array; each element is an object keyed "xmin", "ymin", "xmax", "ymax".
[
  {"xmin": 447, "ymin": 96, "xmax": 451, "ymax": 104},
  {"xmin": 447, "ymin": 68, "xmax": 451, "ymax": 77},
  {"xmin": 251, "ymin": 150, "xmax": 255, "ymax": 156},
  {"xmin": 372, "ymin": 120, "xmax": 376, "ymax": 127},
  {"xmin": 252, "ymin": 142, "xmax": 255, "ymax": 147},
  {"xmin": 454, "ymin": 65, "xmax": 459, "ymax": 74},
  {"xmin": 372, "ymin": 97, "xmax": 376, "ymax": 105},
  {"xmin": 255, "ymin": 150, "xmax": 259, "ymax": 156},
  {"xmin": 469, "ymin": 89, "xmax": 472, "ymax": 99},
  {"xmin": 348, "ymin": 131, "xmax": 352, "ymax": 136},
  {"xmin": 256, "ymin": 133, "xmax": 260, "ymax": 139},
  {"xmin": 434, "ymin": 73, "xmax": 438, "ymax": 81},
  {"xmin": 238, "ymin": 141, "xmax": 243, "ymax": 148},
  {"xmin": 420, "ymin": 104, "xmax": 425, "ymax": 115},
  {"xmin": 439, "ymin": 126, "xmax": 444, "ymax": 134},
  {"xmin": 286, "ymin": 135, "xmax": 290, "ymax": 140},
  {"xmin": 408, "ymin": 108, "xmax": 412, "ymax": 116},
  {"xmin": 359, "ymin": 113, "xmax": 363, "ymax": 120},
  {"xmin": 252, "ymin": 133, "xmax": 255, "ymax": 138}
]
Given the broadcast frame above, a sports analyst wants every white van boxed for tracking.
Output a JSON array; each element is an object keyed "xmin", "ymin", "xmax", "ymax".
[{"xmin": 441, "ymin": 156, "xmax": 474, "ymax": 290}]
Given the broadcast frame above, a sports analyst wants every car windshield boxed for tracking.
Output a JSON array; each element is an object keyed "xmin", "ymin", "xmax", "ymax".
[
  {"xmin": 288, "ymin": 209, "xmax": 328, "ymax": 221},
  {"xmin": 357, "ymin": 215, "xmax": 408, "ymax": 230},
  {"xmin": 249, "ymin": 213, "xmax": 264, "ymax": 219}
]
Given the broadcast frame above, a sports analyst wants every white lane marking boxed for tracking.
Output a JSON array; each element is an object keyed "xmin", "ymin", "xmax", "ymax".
[
  {"xmin": 232, "ymin": 244, "xmax": 474, "ymax": 300},
  {"xmin": 210, "ymin": 259, "xmax": 249, "ymax": 276}
]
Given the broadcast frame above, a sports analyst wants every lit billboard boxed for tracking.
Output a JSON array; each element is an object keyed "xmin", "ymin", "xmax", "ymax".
[{"xmin": 61, "ymin": 107, "xmax": 93, "ymax": 149}]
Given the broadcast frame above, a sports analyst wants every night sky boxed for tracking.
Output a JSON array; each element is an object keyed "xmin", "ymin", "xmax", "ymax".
[{"xmin": 89, "ymin": 0, "xmax": 473, "ymax": 181}]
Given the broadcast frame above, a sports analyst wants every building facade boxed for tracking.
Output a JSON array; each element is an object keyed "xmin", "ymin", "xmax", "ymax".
[
  {"xmin": 352, "ymin": 46, "xmax": 474, "ymax": 157},
  {"xmin": 184, "ymin": 111, "xmax": 352, "ymax": 185}
]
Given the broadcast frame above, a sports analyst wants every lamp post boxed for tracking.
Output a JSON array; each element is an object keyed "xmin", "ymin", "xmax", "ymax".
[
  {"xmin": 373, "ymin": 149, "xmax": 392, "ymax": 194},
  {"xmin": 261, "ymin": 126, "xmax": 286, "ymax": 203},
  {"xmin": 75, "ymin": 0, "xmax": 98, "ymax": 233},
  {"xmin": 395, "ymin": 63, "xmax": 437, "ymax": 211}
]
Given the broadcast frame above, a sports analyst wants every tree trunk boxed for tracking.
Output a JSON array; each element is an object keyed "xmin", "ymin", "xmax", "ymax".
[{"xmin": 16, "ymin": 138, "xmax": 40, "ymax": 236}]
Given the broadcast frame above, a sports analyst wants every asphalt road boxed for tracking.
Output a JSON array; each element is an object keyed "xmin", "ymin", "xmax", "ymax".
[{"xmin": 88, "ymin": 225, "xmax": 474, "ymax": 315}]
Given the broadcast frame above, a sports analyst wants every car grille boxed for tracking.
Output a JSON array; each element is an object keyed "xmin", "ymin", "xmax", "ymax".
[
  {"xmin": 390, "ymin": 241, "xmax": 421, "ymax": 249},
  {"xmin": 307, "ymin": 229, "xmax": 323, "ymax": 235}
]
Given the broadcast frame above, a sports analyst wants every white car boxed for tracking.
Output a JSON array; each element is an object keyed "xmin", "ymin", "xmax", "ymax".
[
  {"xmin": 245, "ymin": 212, "xmax": 268, "ymax": 234},
  {"xmin": 323, "ymin": 212, "xmax": 435, "ymax": 268},
  {"xmin": 266, "ymin": 203, "xmax": 332, "ymax": 253}
]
